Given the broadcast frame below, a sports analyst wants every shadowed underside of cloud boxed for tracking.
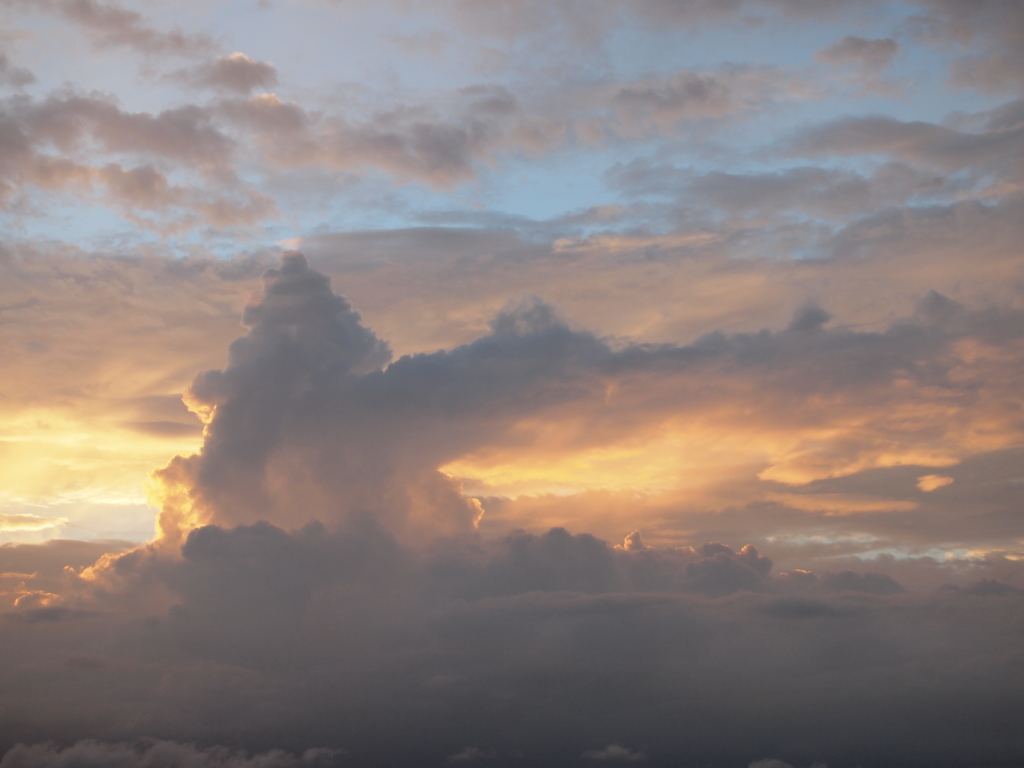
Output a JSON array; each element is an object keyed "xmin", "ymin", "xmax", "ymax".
[{"xmin": 3, "ymin": 516, "xmax": 1024, "ymax": 767}]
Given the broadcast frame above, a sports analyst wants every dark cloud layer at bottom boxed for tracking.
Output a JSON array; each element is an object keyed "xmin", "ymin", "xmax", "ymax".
[{"xmin": 2, "ymin": 520, "xmax": 1024, "ymax": 768}]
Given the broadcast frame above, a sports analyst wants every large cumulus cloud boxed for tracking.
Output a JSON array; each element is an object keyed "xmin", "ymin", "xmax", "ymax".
[{"xmin": 136, "ymin": 254, "xmax": 1024, "ymax": 565}]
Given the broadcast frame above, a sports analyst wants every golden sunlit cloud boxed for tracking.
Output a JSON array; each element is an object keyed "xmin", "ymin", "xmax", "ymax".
[
  {"xmin": 917, "ymin": 474, "xmax": 956, "ymax": 492},
  {"xmin": 765, "ymin": 493, "xmax": 918, "ymax": 515},
  {"xmin": 0, "ymin": 513, "xmax": 68, "ymax": 532}
]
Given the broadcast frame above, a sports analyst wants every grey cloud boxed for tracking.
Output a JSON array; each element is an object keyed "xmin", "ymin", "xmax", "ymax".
[
  {"xmin": 97, "ymin": 163, "xmax": 180, "ymax": 208},
  {"xmin": 0, "ymin": 91, "xmax": 232, "ymax": 199},
  {"xmin": 53, "ymin": 0, "xmax": 215, "ymax": 56},
  {"xmin": 789, "ymin": 113, "xmax": 1024, "ymax": 172},
  {"xmin": 814, "ymin": 35, "xmax": 901, "ymax": 95},
  {"xmin": 4, "ymin": 517, "xmax": 1024, "ymax": 767},
  {"xmin": 0, "ymin": 540, "xmax": 134, "ymax": 610},
  {"xmin": 963, "ymin": 578, "xmax": 1024, "ymax": 596},
  {"xmin": 0, "ymin": 740, "xmax": 343, "ymax": 768},
  {"xmin": 24, "ymin": 95, "xmax": 230, "ymax": 164},
  {"xmin": 446, "ymin": 747, "xmax": 495, "ymax": 763},
  {"xmin": 911, "ymin": 0, "xmax": 1024, "ymax": 93},
  {"xmin": 613, "ymin": 70, "xmax": 736, "ymax": 123},
  {"xmin": 820, "ymin": 570, "xmax": 905, "ymax": 595},
  {"xmin": 786, "ymin": 303, "xmax": 830, "ymax": 332},
  {"xmin": 459, "ymin": 84, "xmax": 519, "ymax": 117},
  {"xmin": 185, "ymin": 53, "xmax": 279, "ymax": 95},
  {"xmin": 815, "ymin": 35, "xmax": 898, "ymax": 72},
  {"xmin": 214, "ymin": 68, "xmax": 805, "ymax": 189},
  {"xmin": 605, "ymin": 160, "xmax": 953, "ymax": 222},
  {"xmin": 218, "ymin": 95, "xmax": 498, "ymax": 187},
  {"xmin": 332, "ymin": 117, "xmax": 492, "ymax": 186},
  {"xmin": 438, "ymin": 0, "xmax": 884, "ymax": 42},
  {"xmin": 681, "ymin": 543, "xmax": 773, "ymax": 597},
  {"xmin": 218, "ymin": 94, "xmax": 309, "ymax": 138},
  {"xmin": 581, "ymin": 744, "xmax": 647, "ymax": 761},
  {"xmin": 0, "ymin": 90, "xmax": 286, "ymax": 230},
  {"xmin": 977, "ymin": 98, "xmax": 1024, "ymax": 131},
  {"xmin": 602, "ymin": 66, "xmax": 811, "ymax": 138},
  {"xmin": 757, "ymin": 597, "xmax": 836, "ymax": 620},
  {"xmin": 0, "ymin": 54, "xmax": 34, "ymax": 89}
]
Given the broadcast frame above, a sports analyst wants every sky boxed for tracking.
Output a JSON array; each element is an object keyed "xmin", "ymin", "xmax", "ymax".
[{"xmin": 1, "ymin": 0, "xmax": 1024, "ymax": 766}]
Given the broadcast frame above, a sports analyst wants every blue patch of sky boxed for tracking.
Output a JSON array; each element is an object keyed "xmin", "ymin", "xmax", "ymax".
[{"xmin": 6, "ymin": 0, "xmax": 1013, "ymax": 254}]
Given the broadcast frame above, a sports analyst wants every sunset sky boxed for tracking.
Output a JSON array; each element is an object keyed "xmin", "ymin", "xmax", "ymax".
[{"xmin": 1, "ymin": 1, "xmax": 1023, "ymax": 766}]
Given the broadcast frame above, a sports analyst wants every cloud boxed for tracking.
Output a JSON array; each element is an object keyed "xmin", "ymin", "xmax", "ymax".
[
  {"xmin": 916, "ymin": 474, "xmax": 954, "ymax": 491},
  {"xmin": 209, "ymin": 66, "xmax": 812, "ymax": 189},
  {"xmin": 815, "ymin": 35, "xmax": 901, "ymax": 95},
  {"xmin": 0, "ymin": 90, "xmax": 263, "ymax": 225},
  {"xmin": 608, "ymin": 66, "xmax": 801, "ymax": 133},
  {"xmin": 0, "ymin": 740, "xmax": 343, "ymax": 768},
  {"xmin": 3, "ymin": 515, "xmax": 1023, "ymax": 766},
  {"xmin": 34, "ymin": 0, "xmax": 216, "ymax": 57},
  {"xmin": 0, "ymin": 245, "xmax": 1022, "ymax": 761},
  {"xmin": 447, "ymin": 746, "xmax": 495, "ymax": 763},
  {"xmin": 180, "ymin": 53, "xmax": 279, "ymax": 95},
  {"xmin": 911, "ymin": 0, "xmax": 1024, "ymax": 93},
  {"xmin": 815, "ymin": 35, "xmax": 898, "ymax": 72},
  {"xmin": 101, "ymin": 253, "xmax": 1021, "ymax": 569},
  {"xmin": 5, "ymin": 220, "xmax": 1023, "ymax": 557},
  {"xmin": 819, "ymin": 570, "xmax": 905, "ymax": 595},
  {"xmin": 0, "ymin": 54, "xmax": 34, "ymax": 88},
  {"xmin": 0, "ymin": 247, "xmax": 266, "ymax": 510},
  {"xmin": 605, "ymin": 159, "xmax": 957, "ymax": 225},
  {"xmin": 788, "ymin": 113, "xmax": 1024, "ymax": 173},
  {"xmin": 0, "ymin": 0, "xmax": 1022, "ymax": 754},
  {"xmin": 0, "ymin": 515, "xmax": 67, "ymax": 532},
  {"xmin": 581, "ymin": 744, "xmax": 647, "ymax": 762}
]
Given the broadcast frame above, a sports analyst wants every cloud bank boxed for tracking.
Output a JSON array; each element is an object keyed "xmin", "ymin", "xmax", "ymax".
[{"xmin": 3, "ymin": 255, "xmax": 1023, "ymax": 767}]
